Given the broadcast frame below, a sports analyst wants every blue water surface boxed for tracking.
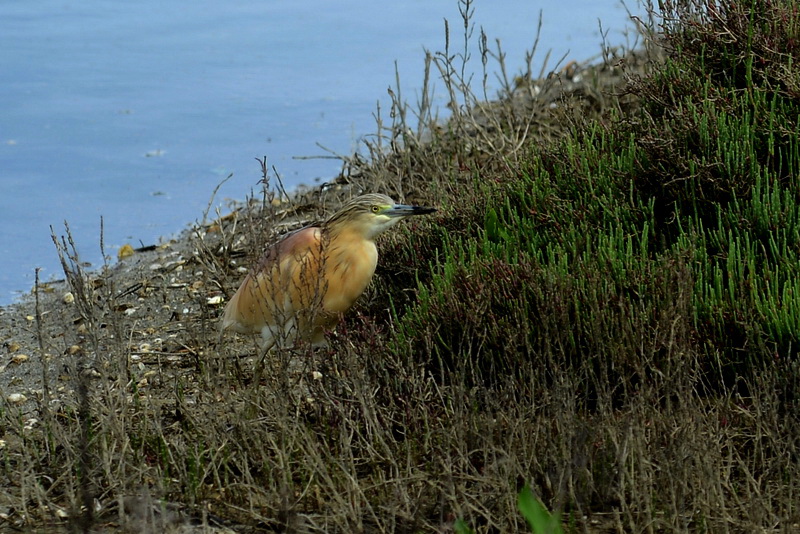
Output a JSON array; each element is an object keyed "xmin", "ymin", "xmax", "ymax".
[{"xmin": 0, "ymin": 0, "xmax": 642, "ymax": 304}]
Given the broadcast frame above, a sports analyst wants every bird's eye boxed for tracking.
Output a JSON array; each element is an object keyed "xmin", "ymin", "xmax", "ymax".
[{"xmin": 371, "ymin": 205, "xmax": 380, "ymax": 213}]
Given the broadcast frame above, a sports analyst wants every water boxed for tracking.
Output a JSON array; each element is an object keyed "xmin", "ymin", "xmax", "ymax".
[{"xmin": 0, "ymin": 0, "xmax": 643, "ymax": 305}]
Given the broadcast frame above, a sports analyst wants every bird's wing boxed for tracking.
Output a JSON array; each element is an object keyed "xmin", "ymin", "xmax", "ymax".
[
  {"xmin": 221, "ymin": 225, "xmax": 325, "ymax": 335},
  {"xmin": 253, "ymin": 225, "xmax": 323, "ymax": 272}
]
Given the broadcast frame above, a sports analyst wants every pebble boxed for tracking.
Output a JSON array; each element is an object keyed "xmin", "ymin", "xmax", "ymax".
[
  {"xmin": 62, "ymin": 292, "xmax": 75, "ymax": 304},
  {"xmin": 117, "ymin": 243, "xmax": 135, "ymax": 260},
  {"xmin": 206, "ymin": 295, "xmax": 224, "ymax": 305},
  {"xmin": 11, "ymin": 354, "xmax": 28, "ymax": 364},
  {"xmin": 7, "ymin": 393, "xmax": 27, "ymax": 404}
]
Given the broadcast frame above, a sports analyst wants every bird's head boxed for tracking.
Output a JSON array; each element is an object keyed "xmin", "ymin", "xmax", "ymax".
[{"xmin": 326, "ymin": 193, "xmax": 437, "ymax": 239}]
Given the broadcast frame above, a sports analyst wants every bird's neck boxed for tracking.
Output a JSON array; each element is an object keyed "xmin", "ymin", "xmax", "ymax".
[{"xmin": 325, "ymin": 222, "xmax": 375, "ymax": 243}]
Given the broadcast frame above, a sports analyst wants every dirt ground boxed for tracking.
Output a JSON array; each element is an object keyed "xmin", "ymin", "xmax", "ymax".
[{"xmin": 0, "ymin": 184, "xmax": 342, "ymax": 413}]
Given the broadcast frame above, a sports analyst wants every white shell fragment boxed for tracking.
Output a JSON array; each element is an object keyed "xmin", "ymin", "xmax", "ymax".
[{"xmin": 7, "ymin": 393, "xmax": 27, "ymax": 404}]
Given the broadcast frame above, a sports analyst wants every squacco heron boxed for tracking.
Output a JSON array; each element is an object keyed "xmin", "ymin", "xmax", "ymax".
[{"xmin": 220, "ymin": 193, "xmax": 436, "ymax": 350}]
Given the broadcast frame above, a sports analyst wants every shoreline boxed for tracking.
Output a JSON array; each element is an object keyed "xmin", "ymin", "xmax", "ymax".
[
  {"xmin": 0, "ymin": 40, "xmax": 669, "ymax": 531},
  {"xmin": 0, "ymin": 44, "xmax": 650, "ymax": 390}
]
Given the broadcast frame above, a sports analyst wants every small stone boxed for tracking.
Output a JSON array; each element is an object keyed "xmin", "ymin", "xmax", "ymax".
[
  {"xmin": 68, "ymin": 345, "xmax": 81, "ymax": 355},
  {"xmin": 117, "ymin": 243, "xmax": 135, "ymax": 260},
  {"xmin": 312, "ymin": 371, "xmax": 323, "ymax": 380},
  {"xmin": 7, "ymin": 393, "xmax": 27, "ymax": 404},
  {"xmin": 11, "ymin": 354, "xmax": 28, "ymax": 364},
  {"xmin": 206, "ymin": 295, "xmax": 224, "ymax": 305},
  {"xmin": 7, "ymin": 341, "xmax": 20, "ymax": 353},
  {"xmin": 76, "ymin": 324, "xmax": 88, "ymax": 335},
  {"xmin": 25, "ymin": 315, "xmax": 34, "ymax": 322},
  {"xmin": 139, "ymin": 343, "xmax": 151, "ymax": 353},
  {"xmin": 62, "ymin": 292, "xmax": 75, "ymax": 304}
]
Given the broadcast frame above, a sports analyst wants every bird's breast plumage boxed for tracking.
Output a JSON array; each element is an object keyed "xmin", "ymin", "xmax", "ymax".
[{"xmin": 322, "ymin": 237, "xmax": 378, "ymax": 313}]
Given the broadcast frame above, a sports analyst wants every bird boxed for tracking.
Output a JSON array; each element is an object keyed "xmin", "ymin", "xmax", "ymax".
[{"xmin": 220, "ymin": 193, "xmax": 436, "ymax": 351}]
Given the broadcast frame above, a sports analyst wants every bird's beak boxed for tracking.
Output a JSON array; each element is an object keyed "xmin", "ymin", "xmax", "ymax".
[{"xmin": 384, "ymin": 204, "xmax": 437, "ymax": 217}]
